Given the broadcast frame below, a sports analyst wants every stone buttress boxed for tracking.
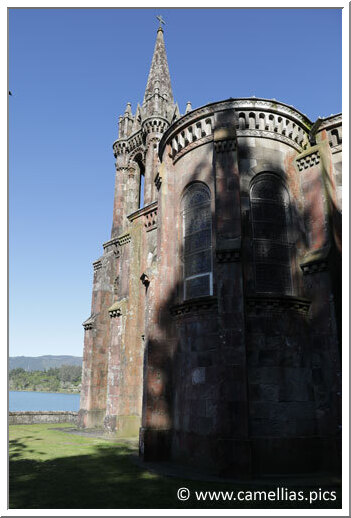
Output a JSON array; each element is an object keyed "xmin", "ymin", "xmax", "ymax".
[{"xmin": 79, "ymin": 26, "xmax": 179, "ymax": 435}]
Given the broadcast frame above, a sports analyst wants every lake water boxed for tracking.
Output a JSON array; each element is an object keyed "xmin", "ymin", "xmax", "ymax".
[{"xmin": 9, "ymin": 391, "xmax": 81, "ymax": 411}]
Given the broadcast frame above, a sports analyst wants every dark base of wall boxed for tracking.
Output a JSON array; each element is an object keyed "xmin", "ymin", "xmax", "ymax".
[
  {"xmin": 139, "ymin": 427, "xmax": 172, "ymax": 461},
  {"xmin": 141, "ymin": 428, "xmax": 341, "ymax": 478},
  {"xmin": 9, "ymin": 411, "xmax": 78, "ymax": 425},
  {"xmin": 171, "ymin": 431, "xmax": 252, "ymax": 478},
  {"xmin": 251, "ymin": 435, "xmax": 341, "ymax": 476}
]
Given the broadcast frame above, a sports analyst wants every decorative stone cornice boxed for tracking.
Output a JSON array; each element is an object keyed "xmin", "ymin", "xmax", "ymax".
[
  {"xmin": 148, "ymin": 136, "xmax": 161, "ymax": 146},
  {"xmin": 300, "ymin": 260, "xmax": 328, "ymax": 275},
  {"xmin": 300, "ymin": 247, "xmax": 330, "ymax": 275},
  {"xmin": 236, "ymin": 129, "xmax": 304, "ymax": 152},
  {"xmin": 118, "ymin": 233, "xmax": 131, "ymax": 246},
  {"xmin": 144, "ymin": 208, "xmax": 157, "ymax": 232},
  {"xmin": 93, "ymin": 259, "xmax": 102, "ymax": 271},
  {"xmin": 128, "ymin": 201, "xmax": 158, "ymax": 232},
  {"xmin": 142, "ymin": 116, "xmax": 169, "ymax": 136},
  {"xmin": 113, "ymin": 129, "xmax": 144, "ymax": 159},
  {"xmin": 314, "ymin": 114, "xmax": 342, "ymax": 152},
  {"xmin": 108, "ymin": 302, "xmax": 122, "ymax": 318},
  {"xmin": 160, "ymin": 97, "xmax": 312, "ymax": 160},
  {"xmin": 128, "ymin": 131, "xmax": 143, "ymax": 151},
  {"xmin": 109, "ymin": 308, "xmax": 122, "ymax": 318},
  {"xmin": 113, "ymin": 139, "xmax": 129, "ymax": 157},
  {"xmin": 296, "ymin": 150, "xmax": 320, "ymax": 171},
  {"xmin": 82, "ymin": 314, "xmax": 96, "ymax": 330},
  {"xmin": 103, "ymin": 237, "xmax": 119, "ymax": 250},
  {"xmin": 214, "ymin": 139, "xmax": 236, "ymax": 153},
  {"xmin": 168, "ymin": 115, "xmax": 213, "ymax": 162},
  {"xmin": 317, "ymin": 114, "xmax": 342, "ymax": 132},
  {"xmin": 163, "ymin": 98, "xmax": 312, "ymax": 141},
  {"xmin": 103, "ymin": 234, "xmax": 130, "ymax": 249},
  {"xmin": 170, "ymin": 296, "xmax": 218, "ymax": 318},
  {"xmin": 172, "ymin": 134, "xmax": 213, "ymax": 163},
  {"xmin": 112, "ymin": 115, "xmax": 170, "ymax": 160},
  {"xmin": 246, "ymin": 295, "xmax": 311, "ymax": 316},
  {"xmin": 128, "ymin": 201, "xmax": 157, "ymax": 223}
]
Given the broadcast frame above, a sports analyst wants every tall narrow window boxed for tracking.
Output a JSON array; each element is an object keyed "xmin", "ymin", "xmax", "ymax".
[
  {"xmin": 181, "ymin": 183, "xmax": 212, "ymax": 299},
  {"xmin": 250, "ymin": 174, "xmax": 292, "ymax": 294},
  {"xmin": 134, "ymin": 153, "xmax": 145, "ymax": 209},
  {"xmin": 139, "ymin": 173, "xmax": 145, "ymax": 209}
]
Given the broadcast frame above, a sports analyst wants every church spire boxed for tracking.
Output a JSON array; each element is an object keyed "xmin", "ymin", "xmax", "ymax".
[{"xmin": 143, "ymin": 24, "xmax": 174, "ymax": 107}]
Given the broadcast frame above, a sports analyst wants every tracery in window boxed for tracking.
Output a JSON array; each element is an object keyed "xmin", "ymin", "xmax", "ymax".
[
  {"xmin": 181, "ymin": 183, "xmax": 212, "ymax": 299},
  {"xmin": 250, "ymin": 174, "xmax": 292, "ymax": 295}
]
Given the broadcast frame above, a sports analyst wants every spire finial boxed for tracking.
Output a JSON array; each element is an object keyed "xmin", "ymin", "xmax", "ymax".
[
  {"xmin": 143, "ymin": 16, "xmax": 174, "ymax": 107},
  {"xmin": 156, "ymin": 15, "xmax": 165, "ymax": 30}
]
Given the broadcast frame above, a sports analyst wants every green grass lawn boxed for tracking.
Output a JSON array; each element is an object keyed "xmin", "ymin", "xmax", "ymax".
[{"xmin": 9, "ymin": 424, "xmax": 341, "ymax": 509}]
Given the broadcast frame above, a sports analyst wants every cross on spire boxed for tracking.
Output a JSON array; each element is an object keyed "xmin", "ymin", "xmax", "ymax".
[{"xmin": 156, "ymin": 15, "xmax": 165, "ymax": 29}]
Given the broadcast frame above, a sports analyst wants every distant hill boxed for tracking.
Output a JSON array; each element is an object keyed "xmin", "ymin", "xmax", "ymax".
[{"xmin": 9, "ymin": 355, "xmax": 83, "ymax": 371}]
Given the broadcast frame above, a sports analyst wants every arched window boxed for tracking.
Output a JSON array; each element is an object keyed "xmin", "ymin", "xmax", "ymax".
[
  {"xmin": 250, "ymin": 174, "xmax": 292, "ymax": 295},
  {"xmin": 181, "ymin": 183, "xmax": 212, "ymax": 299}
]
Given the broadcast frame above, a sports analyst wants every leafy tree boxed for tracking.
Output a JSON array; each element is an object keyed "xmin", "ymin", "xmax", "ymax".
[
  {"xmin": 9, "ymin": 365, "xmax": 81, "ymax": 393},
  {"xmin": 59, "ymin": 365, "xmax": 82, "ymax": 383}
]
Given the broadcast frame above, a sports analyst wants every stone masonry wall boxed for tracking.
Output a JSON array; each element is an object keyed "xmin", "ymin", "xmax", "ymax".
[
  {"xmin": 9, "ymin": 411, "xmax": 78, "ymax": 425},
  {"xmin": 145, "ymin": 99, "xmax": 342, "ymax": 476}
]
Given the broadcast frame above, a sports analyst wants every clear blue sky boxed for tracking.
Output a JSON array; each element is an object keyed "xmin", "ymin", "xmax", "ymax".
[{"xmin": 9, "ymin": 8, "xmax": 342, "ymax": 357}]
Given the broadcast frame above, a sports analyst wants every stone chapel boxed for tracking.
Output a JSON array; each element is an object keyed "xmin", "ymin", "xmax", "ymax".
[{"xmin": 78, "ymin": 23, "xmax": 342, "ymax": 477}]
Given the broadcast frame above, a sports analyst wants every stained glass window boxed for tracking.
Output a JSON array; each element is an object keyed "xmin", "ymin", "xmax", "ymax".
[
  {"xmin": 181, "ymin": 184, "xmax": 212, "ymax": 299},
  {"xmin": 250, "ymin": 174, "xmax": 292, "ymax": 294}
]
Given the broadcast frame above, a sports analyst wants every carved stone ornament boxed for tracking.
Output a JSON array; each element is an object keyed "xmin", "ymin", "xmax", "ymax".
[
  {"xmin": 300, "ymin": 260, "xmax": 328, "ymax": 274},
  {"xmin": 118, "ymin": 233, "xmax": 131, "ymax": 246},
  {"xmin": 299, "ymin": 247, "xmax": 330, "ymax": 275},
  {"xmin": 296, "ymin": 150, "xmax": 320, "ymax": 171},
  {"xmin": 160, "ymin": 97, "xmax": 312, "ymax": 159},
  {"xmin": 93, "ymin": 260, "xmax": 102, "ymax": 271},
  {"xmin": 144, "ymin": 209, "xmax": 157, "ymax": 231},
  {"xmin": 108, "ymin": 303, "xmax": 122, "ymax": 318},
  {"xmin": 82, "ymin": 314, "xmax": 95, "ymax": 330},
  {"xmin": 214, "ymin": 139, "xmax": 236, "ymax": 154}
]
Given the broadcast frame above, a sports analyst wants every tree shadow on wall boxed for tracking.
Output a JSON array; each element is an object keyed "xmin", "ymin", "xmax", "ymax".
[{"xmin": 142, "ymin": 132, "xmax": 341, "ymax": 477}]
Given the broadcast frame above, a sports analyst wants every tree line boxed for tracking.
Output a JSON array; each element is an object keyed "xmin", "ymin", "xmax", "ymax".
[{"xmin": 9, "ymin": 365, "xmax": 82, "ymax": 393}]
